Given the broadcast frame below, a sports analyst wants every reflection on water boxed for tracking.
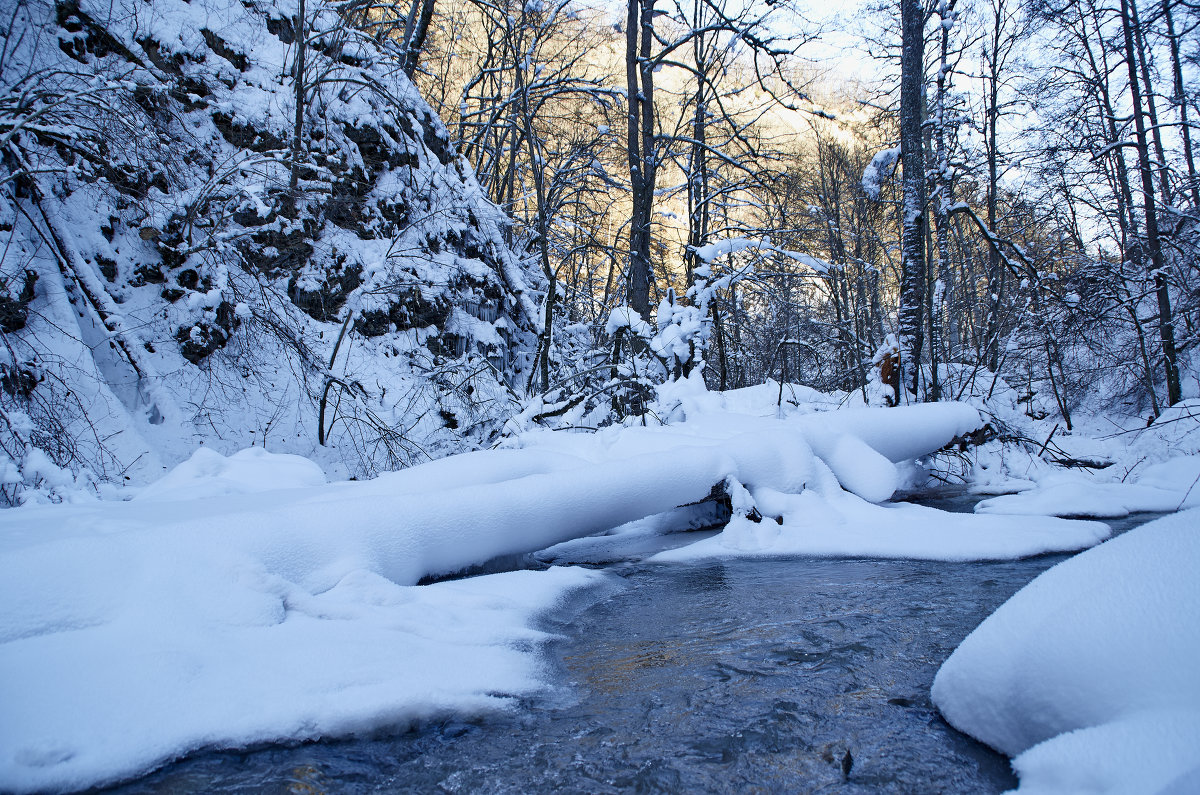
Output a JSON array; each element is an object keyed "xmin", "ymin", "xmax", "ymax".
[{"xmin": 105, "ymin": 507, "xmax": 1164, "ymax": 794}]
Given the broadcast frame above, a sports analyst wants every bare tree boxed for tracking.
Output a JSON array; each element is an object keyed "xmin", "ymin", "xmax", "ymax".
[{"xmin": 1118, "ymin": 0, "xmax": 1181, "ymax": 405}]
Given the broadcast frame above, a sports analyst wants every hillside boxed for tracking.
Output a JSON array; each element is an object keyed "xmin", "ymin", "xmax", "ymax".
[{"xmin": 0, "ymin": 0, "xmax": 543, "ymax": 500}]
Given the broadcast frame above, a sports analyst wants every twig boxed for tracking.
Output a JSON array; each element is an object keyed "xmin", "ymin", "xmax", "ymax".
[{"xmin": 1036, "ymin": 424, "xmax": 1059, "ymax": 458}]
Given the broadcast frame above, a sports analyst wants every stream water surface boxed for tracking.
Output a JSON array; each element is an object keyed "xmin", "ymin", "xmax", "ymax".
[{"xmin": 104, "ymin": 501, "xmax": 1159, "ymax": 794}]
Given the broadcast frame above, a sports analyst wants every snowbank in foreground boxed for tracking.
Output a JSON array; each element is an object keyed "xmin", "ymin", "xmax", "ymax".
[
  {"xmin": 975, "ymin": 456, "xmax": 1200, "ymax": 518},
  {"xmin": 932, "ymin": 509, "xmax": 1200, "ymax": 793},
  {"xmin": 0, "ymin": 563, "xmax": 599, "ymax": 793}
]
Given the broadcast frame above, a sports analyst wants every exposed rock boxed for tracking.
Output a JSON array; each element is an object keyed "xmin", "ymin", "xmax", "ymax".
[{"xmin": 0, "ymin": 0, "xmax": 542, "ymax": 482}]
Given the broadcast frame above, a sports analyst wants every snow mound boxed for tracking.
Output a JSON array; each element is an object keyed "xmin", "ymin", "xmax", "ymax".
[
  {"xmin": 135, "ymin": 447, "xmax": 327, "ymax": 502},
  {"xmin": 1010, "ymin": 710, "xmax": 1200, "ymax": 795},
  {"xmin": 1129, "ymin": 400, "xmax": 1200, "ymax": 464},
  {"xmin": 816, "ymin": 434, "xmax": 899, "ymax": 503},
  {"xmin": 975, "ymin": 455, "xmax": 1200, "ymax": 517},
  {"xmin": 653, "ymin": 489, "xmax": 1108, "ymax": 563},
  {"xmin": 931, "ymin": 509, "xmax": 1200, "ymax": 792},
  {"xmin": 0, "ymin": 560, "xmax": 599, "ymax": 794}
]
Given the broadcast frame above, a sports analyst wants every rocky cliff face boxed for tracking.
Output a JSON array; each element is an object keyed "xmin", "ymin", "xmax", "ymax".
[{"xmin": 0, "ymin": 0, "xmax": 543, "ymax": 498}]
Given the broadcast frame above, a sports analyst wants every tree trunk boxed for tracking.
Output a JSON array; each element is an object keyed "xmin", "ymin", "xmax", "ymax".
[
  {"xmin": 625, "ymin": 0, "xmax": 656, "ymax": 319},
  {"xmin": 288, "ymin": 0, "xmax": 307, "ymax": 208},
  {"xmin": 403, "ymin": 0, "xmax": 436, "ymax": 78},
  {"xmin": 1129, "ymin": 1, "xmax": 1172, "ymax": 208},
  {"xmin": 1119, "ymin": 0, "xmax": 1182, "ymax": 407},
  {"xmin": 1162, "ymin": 0, "xmax": 1200, "ymax": 207},
  {"xmin": 686, "ymin": 75, "xmax": 710, "ymax": 290},
  {"xmin": 898, "ymin": 0, "xmax": 927, "ymax": 401},
  {"xmin": 983, "ymin": 1, "xmax": 1004, "ymax": 372},
  {"xmin": 928, "ymin": 0, "xmax": 956, "ymax": 401},
  {"xmin": 515, "ymin": 53, "xmax": 556, "ymax": 393}
]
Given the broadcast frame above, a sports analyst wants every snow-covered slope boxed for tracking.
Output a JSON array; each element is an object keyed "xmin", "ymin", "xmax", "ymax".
[{"xmin": 0, "ymin": 0, "xmax": 541, "ymax": 499}]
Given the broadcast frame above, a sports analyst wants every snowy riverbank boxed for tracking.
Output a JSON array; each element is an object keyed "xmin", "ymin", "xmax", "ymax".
[
  {"xmin": 933, "ymin": 508, "xmax": 1200, "ymax": 793},
  {"xmin": 1, "ymin": 386, "xmax": 1195, "ymax": 792}
]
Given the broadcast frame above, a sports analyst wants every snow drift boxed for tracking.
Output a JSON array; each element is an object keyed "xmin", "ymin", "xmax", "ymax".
[
  {"xmin": 975, "ymin": 455, "xmax": 1200, "ymax": 518},
  {"xmin": 932, "ymin": 509, "xmax": 1200, "ymax": 793}
]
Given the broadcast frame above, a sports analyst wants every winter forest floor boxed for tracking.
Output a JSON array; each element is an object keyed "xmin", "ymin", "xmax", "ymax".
[{"xmin": 1, "ymin": 383, "xmax": 1199, "ymax": 794}]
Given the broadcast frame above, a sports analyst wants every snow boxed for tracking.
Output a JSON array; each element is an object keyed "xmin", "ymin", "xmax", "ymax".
[
  {"xmin": 975, "ymin": 456, "xmax": 1200, "ymax": 517},
  {"xmin": 0, "ymin": 390, "xmax": 1129, "ymax": 792},
  {"xmin": 134, "ymin": 447, "xmax": 327, "ymax": 502},
  {"xmin": 1, "ymin": 0, "xmax": 544, "ymax": 495},
  {"xmin": 604, "ymin": 305, "xmax": 653, "ymax": 338},
  {"xmin": 444, "ymin": 307, "xmax": 505, "ymax": 348},
  {"xmin": 0, "ymin": 561, "xmax": 600, "ymax": 794},
  {"xmin": 693, "ymin": 236, "xmax": 829, "ymax": 272},
  {"xmin": 931, "ymin": 509, "xmax": 1200, "ymax": 793},
  {"xmin": 694, "ymin": 236, "xmax": 759, "ymax": 261},
  {"xmin": 1009, "ymin": 711, "xmax": 1200, "ymax": 795},
  {"xmin": 652, "ymin": 488, "xmax": 1108, "ymax": 564},
  {"xmin": 862, "ymin": 146, "xmax": 900, "ymax": 200}
]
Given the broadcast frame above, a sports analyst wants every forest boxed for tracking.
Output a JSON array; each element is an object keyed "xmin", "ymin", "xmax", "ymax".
[
  {"xmin": 0, "ymin": 0, "xmax": 1197, "ymax": 491},
  {"xmin": 0, "ymin": 0, "xmax": 1198, "ymax": 791}
]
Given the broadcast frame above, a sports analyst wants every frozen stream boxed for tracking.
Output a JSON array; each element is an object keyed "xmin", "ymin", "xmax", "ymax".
[{"xmin": 103, "ymin": 501, "xmax": 1158, "ymax": 794}]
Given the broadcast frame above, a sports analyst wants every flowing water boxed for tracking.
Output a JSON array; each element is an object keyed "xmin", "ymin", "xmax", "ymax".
[{"xmin": 103, "ymin": 502, "xmax": 1160, "ymax": 794}]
